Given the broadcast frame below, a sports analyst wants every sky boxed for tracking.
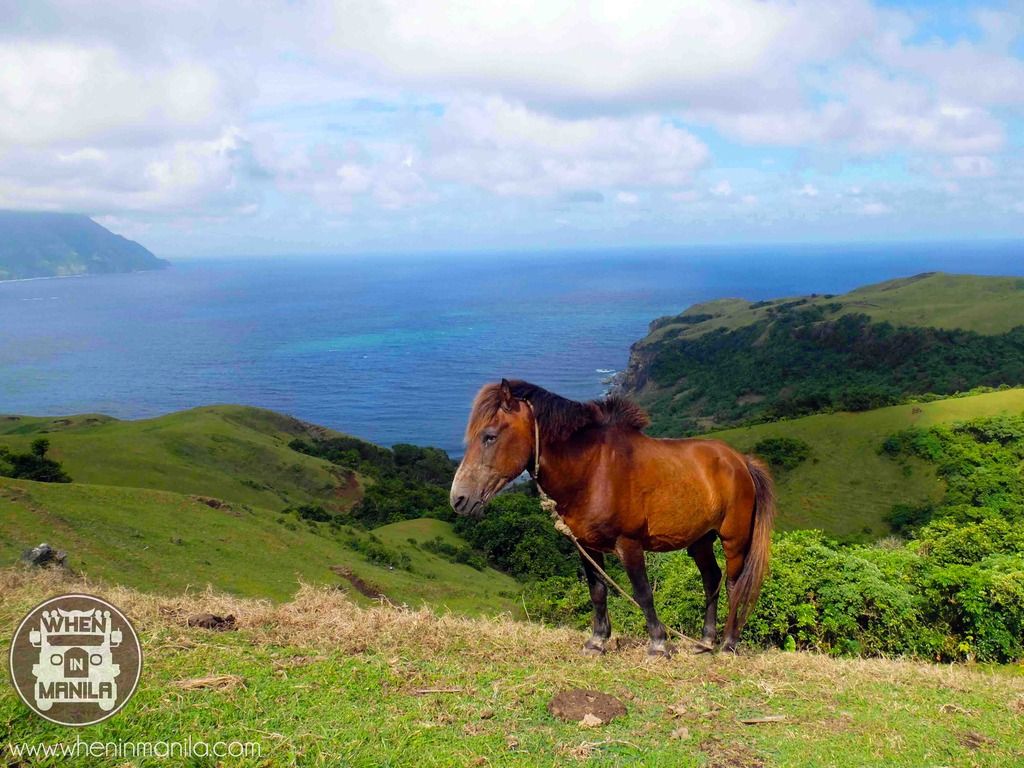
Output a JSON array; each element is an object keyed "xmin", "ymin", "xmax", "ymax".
[{"xmin": 1, "ymin": 0, "xmax": 1023, "ymax": 256}]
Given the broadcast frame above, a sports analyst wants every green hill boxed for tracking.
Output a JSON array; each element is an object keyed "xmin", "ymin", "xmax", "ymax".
[
  {"xmin": 0, "ymin": 406, "xmax": 519, "ymax": 613},
  {"xmin": 620, "ymin": 273, "xmax": 1024, "ymax": 434},
  {"xmin": 708, "ymin": 387, "xmax": 1024, "ymax": 538},
  {"xmin": 0, "ymin": 406, "xmax": 360, "ymax": 513},
  {"xmin": 0, "ymin": 210, "xmax": 168, "ymax": 280}
]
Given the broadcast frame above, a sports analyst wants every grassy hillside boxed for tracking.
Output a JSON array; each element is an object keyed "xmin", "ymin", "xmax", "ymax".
[
  {"xmin": 644, "ymin": 272, "xmax": 1024, "ymax": 344},
  {"xmin": 0, "ymin": 405, "xmax": 520, "ymax": 614},
  {"xmin": 0, "ymin": 405, "xmax": 361, "ymax": 513},
  {"xmin": 709, "ymin": 387, "xmax": 1024, "ymax": 538},
  {"xmin": 3, "ymin": 570, "xmax": 1022, "ymax": 767},
  {"xmin": 0, "ymin": 478, "xmax": 518, "ymax": 613},
  {"xmin": 621, "ymin": 273, "xmax": 1024, "ymax": 434}
]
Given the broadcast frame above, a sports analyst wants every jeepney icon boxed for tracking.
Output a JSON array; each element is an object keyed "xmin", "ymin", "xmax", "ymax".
[{"xmin": 29, "ymin": 607, "xmax": 122, "ymax": 712}]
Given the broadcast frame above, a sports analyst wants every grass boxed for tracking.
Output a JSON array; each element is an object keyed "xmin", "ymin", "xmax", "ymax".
[
  {"xmin": 708, "ymin": 388, "xmax": 1024, "ymax": 538},
  {"xmin": 0, "ymin": 476, "xmax": 518, "ymax": 614},
  {"xmin": 0, "ymin": 405, "xmax": 521, "ymax": 615},
  {"xmin": 2, "ymin": 568, "xmax": 1022, "ymax": 767},
  {"xmin": 0, "ymin": 405, "xmax": 361, "ymax": 514},
  {"xmin": 643, "ymin": 272, "xmax": 1024, "ymax": 344}
]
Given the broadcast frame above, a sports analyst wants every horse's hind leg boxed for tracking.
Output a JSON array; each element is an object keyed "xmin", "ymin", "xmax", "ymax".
[
  {"xmin": 580, "ymin": 547, "xmax": 611, "ymax": 655},
  {"xmin": 688, "ymin": 531, "xmax": 722, "ymax": 652},
  {"xmin": 617, "ymin": 538, "xmax": 670, "ymax": 657},
  {"xmin": 720, "ymin": 536, "xmax": 750, "ymax": 653}
]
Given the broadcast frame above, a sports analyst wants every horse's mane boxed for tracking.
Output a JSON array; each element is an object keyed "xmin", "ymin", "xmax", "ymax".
[{"xmin": 465, "ymin": 379, "xmax": 650, "ymax": 443}]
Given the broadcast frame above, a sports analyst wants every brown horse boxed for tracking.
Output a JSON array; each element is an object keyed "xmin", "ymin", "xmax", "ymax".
[{"xmin": 450, "ymin": 379, "xmax": 775, "ymax": 656}]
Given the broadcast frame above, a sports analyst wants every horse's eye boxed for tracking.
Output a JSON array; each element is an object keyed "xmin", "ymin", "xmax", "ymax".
[{"xmin": 482, "ymin": 433, "xmax": 497, "ymax": 446}]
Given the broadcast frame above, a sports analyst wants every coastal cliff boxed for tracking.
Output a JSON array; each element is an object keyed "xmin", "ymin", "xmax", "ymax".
[
  {"xmin": 617, "ymin": 272, "xmax": 1024, "ymax": 435},
  {"xmin": 0, "ymin": 210, "xmax": 167, "ymax": 280}
]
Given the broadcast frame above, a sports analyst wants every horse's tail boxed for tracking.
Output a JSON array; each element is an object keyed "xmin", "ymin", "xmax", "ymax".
[{"xmin": 725, "ymin": 457, "xmax": 777, "ymax": 636}]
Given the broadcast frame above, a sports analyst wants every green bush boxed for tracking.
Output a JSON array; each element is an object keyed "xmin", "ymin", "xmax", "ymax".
[
  {"xmin": 0, "ymin": 439, "xmax": 72, "ymax": 483},
  {"xmin": 421, "ymin": 536, "xmax": 487, "ymax": 571},
  {"xmin": 287, "ymin": 504, "xmax": 333, "ymax": 523},
  {"xmin": 344, "ymin": 533, "xmax": 412, "ymax": 571},
  {"xmin": 751, "ymin": 436, "xmax": 812, "ymax": 472},
  {"xmin": 454, "ymin": 492, "xmax": 577, "ymax": 581},
  {"xmin": 289, "ymin": 437, "xmax": 456, "ymax": 527}
]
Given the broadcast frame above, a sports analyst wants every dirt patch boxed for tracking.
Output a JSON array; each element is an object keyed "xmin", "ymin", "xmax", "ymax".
[
  {"xmin": 699, "ymin": 736, "xmax": 765, "ymax": 768},
  {"xmin": 330, "ymin": 565, "xmax": 390, "ymax": 602},
  {"xmin": 187, "ymin": 612, "xmax": 237, "ymax": 631},
  {"xmin": 959, "ymin": 731, "xmax": 995, "ymax": 751},
  {"xmin": 190, "ymin": 495, "xmax": 242, "ymax": 516},
  {"xmin": 331, "ymin": 469, "xmax": 360, "ymax": 501},
  {"xmin": 548, "ymin": 689, "xmax": 627, "ymax": 725}
]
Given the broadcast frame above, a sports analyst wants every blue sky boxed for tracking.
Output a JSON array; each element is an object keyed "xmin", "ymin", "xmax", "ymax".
[{"xmin": 1, "ymin": 0, "xmax": 1022, "ymax": 256}]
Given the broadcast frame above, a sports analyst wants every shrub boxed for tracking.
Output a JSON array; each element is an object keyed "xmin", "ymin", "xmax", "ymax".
[
  {"xmin": 421, "ymin": 536, "xmax": 487, "ymax": 571},
  {"xmin": 344, "ymin": 533, "xmax": 412, "ymax": 571},
  {"xmin": 454, "ymin": 492, "xmax": 577, "ymax": 581},
  {"xmin": 288, "ymin": 504, "xmax": 332, "ymax": 523},
  {"xmin": 0, "ymin": 439, "xmax": 72, "ymax": 483},
  {"xmin": 751, "ymin": 436, "xmax": 812, "ymax": 472}
]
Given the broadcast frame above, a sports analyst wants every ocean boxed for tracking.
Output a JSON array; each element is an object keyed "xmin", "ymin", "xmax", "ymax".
[{"xmin": 2, "ymin": 242, "xmax": 1023, "ymax": 455}]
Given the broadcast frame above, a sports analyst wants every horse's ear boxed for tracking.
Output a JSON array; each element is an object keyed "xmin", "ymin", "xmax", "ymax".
[{"xmin": 499, "ymin": 378, "xmax": 516, "ymax": 412}]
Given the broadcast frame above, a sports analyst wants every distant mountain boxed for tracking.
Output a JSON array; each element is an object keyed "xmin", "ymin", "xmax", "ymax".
[
  {"xmin": 0, "ymin": 210, "xmax": 168, "ymax": 280},
  {"xmin": 617, "ymin": 272, "xmax": 1024, "ymax": 435}
]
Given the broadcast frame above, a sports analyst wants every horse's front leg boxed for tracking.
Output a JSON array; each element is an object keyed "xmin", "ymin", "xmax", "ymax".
[
  {"xmin": 580, "ymin": 547, "xmax": 611, "ymax": 655},
  {"xmin": 617, "ymin": 538, "xmax": 670, "ymax": 657}
]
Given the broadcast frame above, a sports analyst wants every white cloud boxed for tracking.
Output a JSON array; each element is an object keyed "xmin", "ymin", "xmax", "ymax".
[
  {"xmin": 875, "ymin": 27, "xmax": 1024, "ymax": 108},
  {"xmin": 0, "ymin": 0, "xmax": 1022, "ymax": 245},
  {"xmin": 670, "ymin": 189, "xmax": 701, "ymax": 203},
  {"xmin": 945, "ymin": 156, "xmax": 998, "ymax": 179},
  {"xmin": 695, "ymin": 65, "xmax": 1006, "ymax": 155},
  {"xmin": 858, "ymin": 201, "xmax": 892, "ymax": 216},
  {"xmin": 426, "ymin": 96, "xmax": 708, "ymax": 196},
  {"xmin": 335, "ymin": 164, "xmax": 373, "ymax": 195},
  {"xmin": 0, "ymin": 127, "xmax": 255, "ymax": 214},
  {"xmin": 0, "ymin": 41, "xmax": 235, "ymax": 148},
  {"xmin": 315, "ymin": 0, "xmax": 876, "ymax": 112},
  {"xmin": 258, "ymin": 139, "xmax": 431, "ymax": 213}
]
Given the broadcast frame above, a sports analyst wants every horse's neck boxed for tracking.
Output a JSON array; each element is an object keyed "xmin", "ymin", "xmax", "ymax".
[{"xmin": 536, "ymin": 432, "xmax": 599, "ymax": 509}]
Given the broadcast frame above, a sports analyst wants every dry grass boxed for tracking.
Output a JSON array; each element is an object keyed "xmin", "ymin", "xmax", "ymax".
[
  {"xmin": 1, "ymin": 566, "xmax": 1017, "ymax": 695},
  {"xmin": 3, "ymin": 567, "xmax": 1023, "ymax": 767},
  {"xmin": 172, "ymin": 673, "xmax": 246, "ymax": 691}
]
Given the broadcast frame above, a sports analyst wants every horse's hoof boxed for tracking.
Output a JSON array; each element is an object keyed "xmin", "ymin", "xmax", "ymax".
[
  {"xmin": 693, "ymin": 641, "xmax": 715, "ymax": 654},
  {"xmin": 582, "ymin": 637, "xmax": 607, "ymax": 656},
  {"xmin": 647, "ymin": 643, "xmax": 673, "ymax": 659},
  {"xmin": 719, "ymin": 641, "xmax": 738, "ymax": 655}
]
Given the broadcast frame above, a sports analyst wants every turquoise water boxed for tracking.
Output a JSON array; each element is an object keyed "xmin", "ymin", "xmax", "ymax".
[{"xmin": 2, "ymin": 243, "xmax": 1022, "ymax": 454}]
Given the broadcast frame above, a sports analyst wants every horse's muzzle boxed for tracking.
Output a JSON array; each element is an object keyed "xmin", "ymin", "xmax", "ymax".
[{"xmin": 450, "ymin": 491, "xmax": 484, "ymax": 517}]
